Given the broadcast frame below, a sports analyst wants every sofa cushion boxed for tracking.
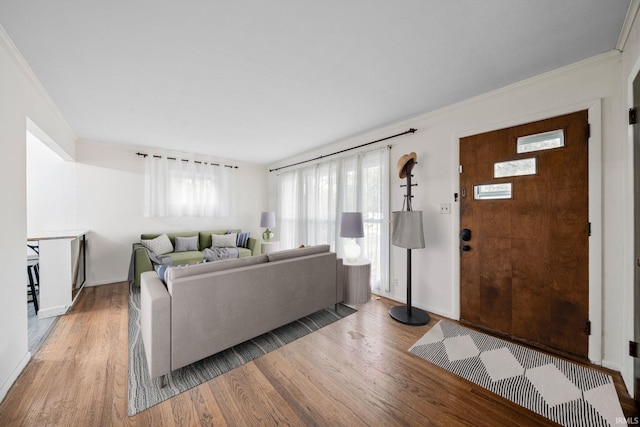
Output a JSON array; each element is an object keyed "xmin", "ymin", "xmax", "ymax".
[
  {"xmin": 267, "ymin": 245, "xmax": 330, "ymax": 262},
  {"xmin": 154, "ymin": 264, "xmax": 172, "ymax": 283},
  {"xmin": 174, "ymin": 236, "xmax": 199, "ymax": 252},
  {"xmin": 235, "ymin": 231, "xmax": 251, "ymax": 248},
  {"xmin": 141, "ymin": 233, "xmax": 174, "ymax": 255},
  {"xmin": 155, "ymin": 259, "xmax": 207, "ymax": 283},
  {"xmin": 168, "ymin": 251, "xmax": 205, "ymax": 266},
  {"xmin": 141, "ymin": 232, "xmax": 200, "ymax": 249},
  {"xmin": 212, "ymin": 233, "xmax": 237, "ymax": 248},
  {"xmin": 238, "ymin": 247, "xmax": 251, "ymax": 258},
  {"xmin": 167, "ymin": 254, "xmax": 269, "ymax": 281},
  {"xmin": 199, "ymin": 229, "xmax": 241, "ymax": 250}
]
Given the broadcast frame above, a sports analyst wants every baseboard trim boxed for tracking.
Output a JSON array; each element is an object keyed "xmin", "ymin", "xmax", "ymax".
[
  {"xmin": 375, "ymin": 292, "xmax": 455, "ymax": 320},
  {"xmin": 0, "ymin": 351, "xmax": 31, "ymax": 403},
  {"xmin": 38, "ymin": 305, "xmax": 67, "ymax": 319},
  {"xmin": 87, "ymin": 277, "xmax": 128, "ymax": 287}
]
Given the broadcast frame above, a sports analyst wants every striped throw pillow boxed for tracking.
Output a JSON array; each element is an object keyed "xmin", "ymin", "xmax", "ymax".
[{"xmin": 236, "ymin": 232, "xmax": 250, "ymax": 248}]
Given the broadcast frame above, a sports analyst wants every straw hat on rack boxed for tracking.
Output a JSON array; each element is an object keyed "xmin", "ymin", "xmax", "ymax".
[{"xmin": 397, "ymin": 152, "xmax": 418, "ymax": 179}]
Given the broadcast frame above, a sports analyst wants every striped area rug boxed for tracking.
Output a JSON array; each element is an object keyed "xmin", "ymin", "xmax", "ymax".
[
  {"xmin": 409, "ymin": 320, "xmax": 625, "ymax": 427},
  {"xmin": 128, "ymin": 283, "xmax": 356, "ymax": 415}
]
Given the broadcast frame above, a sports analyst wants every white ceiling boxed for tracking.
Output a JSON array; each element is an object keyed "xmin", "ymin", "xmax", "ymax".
[{"xmin": 0, "ymin": 1, "xmax": 631, "ymax": 164}]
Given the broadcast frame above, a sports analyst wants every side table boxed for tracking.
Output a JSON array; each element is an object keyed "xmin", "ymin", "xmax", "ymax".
[
  {"xmin": 343, "ymin": 258, "xmax": 371, "ymax": 304},
  {"xmin": 261, "ymin": 240, "xmax": 280, "ymax": 255}
]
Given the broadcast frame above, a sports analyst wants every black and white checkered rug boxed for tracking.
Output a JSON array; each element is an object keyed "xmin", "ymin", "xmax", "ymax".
[{"xmin": 409, "ymin": 320, "xmax": 625, "ymax": 427}]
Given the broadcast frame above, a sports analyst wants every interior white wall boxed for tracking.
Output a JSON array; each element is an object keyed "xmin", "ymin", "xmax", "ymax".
[
  {"xmin": 268, "ymin": 50, "xmax": 626, "ymax": 371},
  {"xmin": 26, "ymin": 136, "xmax": 270, "ymax": 287},
  {"xmin": 26, "ymin": 131, "xmax": 77, "ymax": 234},
  {"xmin": 0, "ymin": 26, "xmax": 76, "ymax": 402},
  {"xmin": 74, "ymin": 140, "xmax": 268, "ymax": 286}
]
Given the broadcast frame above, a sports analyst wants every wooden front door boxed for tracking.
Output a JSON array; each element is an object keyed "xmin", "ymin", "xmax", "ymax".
[{"xmin": 459, "ymin": 110, "xmax": 590, "ymax": 358}]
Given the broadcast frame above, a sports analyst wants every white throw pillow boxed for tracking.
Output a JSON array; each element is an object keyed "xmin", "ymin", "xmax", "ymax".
[
  {"xmin": 141, "ymin": 233, "xmax": 174, "ymax": 255},
  {"xmin": 211, "ymin": 233, "xmax": 237, "ymax": 248}
]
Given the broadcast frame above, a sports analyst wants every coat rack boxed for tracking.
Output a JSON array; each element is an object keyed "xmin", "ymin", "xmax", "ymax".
[{"xmin": 390, "ymin": 154, "xmax": 430, "ymax": 326}]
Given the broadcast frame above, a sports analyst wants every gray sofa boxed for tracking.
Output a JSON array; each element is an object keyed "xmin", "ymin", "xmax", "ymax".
[{"xmin": 140, "ymin": 244, "xmax": 344, "ymax": 385}]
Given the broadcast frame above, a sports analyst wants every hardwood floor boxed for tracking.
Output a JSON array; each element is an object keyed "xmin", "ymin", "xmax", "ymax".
[
  {"xmin": 27, "ymin": 302, "xmax": 57, "ymax": 354},
  {"xmin": 1, "ymin": 282, "xmax": 638, "ymax": 426}
]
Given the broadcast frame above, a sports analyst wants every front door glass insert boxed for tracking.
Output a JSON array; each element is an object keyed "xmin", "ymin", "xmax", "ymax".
[
  {"xmin": 517, "ymin": 129, "xmax": 564, "ymax": 153},
  {"xmin": 474, "ymin": 183, "xmax": 512, "ymax": 200},
  {"xmin": 494, "ymin": 158, "xmax": 536, "ymax": 178}
]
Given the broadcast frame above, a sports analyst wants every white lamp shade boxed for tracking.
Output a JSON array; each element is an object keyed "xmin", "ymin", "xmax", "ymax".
[
  {"xmin": 340, "ymin": 212, "xmax": 364, "ymax": 238},
  {"xmin": 260, "ymin": 211, "xmax": 276, "ymax": 228}
]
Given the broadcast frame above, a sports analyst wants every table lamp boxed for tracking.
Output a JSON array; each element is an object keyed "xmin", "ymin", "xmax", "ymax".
[
  {"xmin": 340, "ymin": 212, "xmax": 364, "ymax": 263},
  {"xmin": 260, "ymin": 211, "xmax": 276, "ymax": 241}
]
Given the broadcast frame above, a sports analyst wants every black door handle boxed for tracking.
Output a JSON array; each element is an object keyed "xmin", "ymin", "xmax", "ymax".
[{"xmin": 460, "ymin": 229, "xmax": 472, "ymax": 253}]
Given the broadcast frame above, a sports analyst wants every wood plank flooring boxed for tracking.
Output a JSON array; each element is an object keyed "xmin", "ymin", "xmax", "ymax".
[
  {"xmin": 27, "ymin": 303, "xmax": 57, "ymax": 354},
  {"xmin": 1, "ymin": 282, "xmax": 638, "ymax": 426}
]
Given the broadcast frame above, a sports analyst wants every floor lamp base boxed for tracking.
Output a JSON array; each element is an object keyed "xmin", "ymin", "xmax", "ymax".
[{"xmin": 389, "ymin": 306, "xmax": 430, "ymax": 326}]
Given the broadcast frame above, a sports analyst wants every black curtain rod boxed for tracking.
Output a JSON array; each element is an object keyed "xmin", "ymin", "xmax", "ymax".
[
  {"xmin": 135, "ymin": 152, "xmax": 238, "ymax": 169},
  {"xmin": 268, "ymin": 128, "xmax": 417, "ymax": 173}
]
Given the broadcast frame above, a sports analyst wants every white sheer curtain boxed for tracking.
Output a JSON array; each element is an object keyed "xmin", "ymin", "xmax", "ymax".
[
  {"xmin": 144, "ymin": 155, "xmax": 235, "ymax": 217},
  {"xmin": 277, "ymin": 147, "xmax": 389, "ymax": 291}
]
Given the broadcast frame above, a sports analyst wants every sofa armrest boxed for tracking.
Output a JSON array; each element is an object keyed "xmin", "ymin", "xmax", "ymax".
[
  {"xmin": 247, "ymin": 237, "xmax": 261, "ymax": 256},
  {"xmin": 140, "ymin": 271, "xmax": 171, "ymax": 379},
  {"xmin": 133, "ymin": 243, "xmax": 154, "ymax": 287}
]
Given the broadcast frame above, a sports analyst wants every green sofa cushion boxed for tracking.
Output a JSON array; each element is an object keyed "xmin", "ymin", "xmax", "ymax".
[
  {"xmin": 168, "ymin": 254, "xmax": 269, "ymax": 281},
  {"xmin": 167, "ymin": 251, "xmax": 205, "ymax": 266}
]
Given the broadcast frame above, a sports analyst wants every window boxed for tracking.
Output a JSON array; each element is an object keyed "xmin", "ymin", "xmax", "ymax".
[
  {"xmin": 517, "ymin": 129, "xmax": 564, "ymax": 153},
  {"xmin": 144, "ymin": 156, "xmax": 235, "ymax": 217},
  {"xmin": 474, "ymin": 183, "xmax": 512, "ymax": 200},
  {"xmin": 277, "ymin": 148, "xmax": 389, "ymax": 291},
  {"xmin": 494, "ymin": 158, "xmax": 536, "ymax": 178}
]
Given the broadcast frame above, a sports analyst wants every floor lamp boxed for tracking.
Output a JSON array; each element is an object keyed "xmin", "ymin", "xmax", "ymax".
[{"xmin": 389, "ymin": 153, "xmax": 430, "ymax": 326}]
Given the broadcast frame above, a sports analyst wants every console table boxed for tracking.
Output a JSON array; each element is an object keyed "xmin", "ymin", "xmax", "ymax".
[
  {"xmin": 343, "ymin": 258, "xmax": 371, "ymax": 304},
  {"xmin": 27, "ymin": 229, "xmax": 88, "ymax": 318}
]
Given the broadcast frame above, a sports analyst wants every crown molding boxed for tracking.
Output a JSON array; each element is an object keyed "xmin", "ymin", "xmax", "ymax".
[
  {"xmin": 0, "ymin": 24, "xmax": 77, "ymax": 142},
  {"xmin": 617, "ymin": 0, "xmax": 640, "ymax": 51}
]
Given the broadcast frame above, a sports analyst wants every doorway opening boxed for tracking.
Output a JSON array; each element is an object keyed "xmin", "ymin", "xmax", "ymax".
[{"xmin": 25, "ymin": 120, "xmax": 76, "ymax": 354}]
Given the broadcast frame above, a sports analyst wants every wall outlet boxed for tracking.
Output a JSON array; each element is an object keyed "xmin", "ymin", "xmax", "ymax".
[
  {"xmin": 392, "ymin": 277, "xmax": 398, "ymax": 287},
  {"xmin": 440, "ymin": 203, "xmax": 451, "ymax": 214}
]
